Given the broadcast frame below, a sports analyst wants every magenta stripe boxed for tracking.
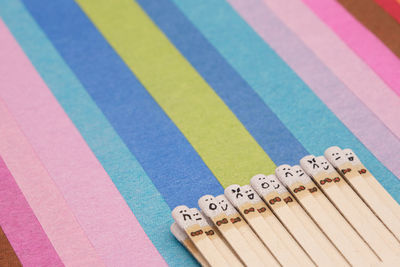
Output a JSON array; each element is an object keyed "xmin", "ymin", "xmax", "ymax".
[
  {"xmin": 262, "ymin": 0, "xmax": 400, "ymax": 141},
  {"xmin": 302, "ymin": 0, "xmax": 400, "ymax": 97},
  {"xmin": 228, "ymin": 0, "xmax": 400, "ymax": 178},
  {"xmin": 0, "ymin": 20, "xmax": 166, "ymax": 266},
  {"xmin": 0, "ymin": 99, "xmax": 104, "ymax": 266},
  {"xmin": 0, "ymin": 156, "xmax": 63, "ymax": 267}
]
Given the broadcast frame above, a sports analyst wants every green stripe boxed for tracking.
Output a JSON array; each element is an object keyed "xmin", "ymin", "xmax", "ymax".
[{"xmin": 76, "ymin": 0, "xmax": 276, "ymax": 186}]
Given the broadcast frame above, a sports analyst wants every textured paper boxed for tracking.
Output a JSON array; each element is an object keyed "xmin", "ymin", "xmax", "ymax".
[
  {"xmin": 269, "ymin": 0, "xmax": 400, "ymax": 141},
  {"xmin": 227, "ymin": 0, "xmax": 400, "ymax": 179},
  {"xmin": 0, "ymin": 1, "xmax": 196, "ymax": 265},
  {"xmin": 172, "ymin": 0, "xmax": 400, "ymax": 198},
  {"xmin": 0, "ymin": 156, "xmax": 63, "ymax": 266},
  {"xmin": 0, "ymin": 226, "xmax": 22, "ymax": 267},
  {"xmin": 136, "ymin": 0, "xmax": 308, "ymax": 166},
  {"xmin": 77, "ymin": 0, "xmax": 277, "ymax": 187},
  {"xmin": 0, "ymin": 0, "xmax": 399, "ymax": 264},
  {"xmin": 303, "ymin": 0, "xmax": 400, "ymax": 98},
  {"xmin": 337, "ymin": 0, "xmax": 400, "ymax": 58},
  {"xmin": 374, "ymin": 0, "xmax": 400, "ymax": 24},
  {"xmin": 0, "ymin": 99, "xmax": 104, "ymax": 266},
  {"xmin": 19, "ymin": 0, "xmax": 224, "ymax": 208},
  {"xmin": 0, "ymin": 19, "xmax": 166, "ymax": 267}
]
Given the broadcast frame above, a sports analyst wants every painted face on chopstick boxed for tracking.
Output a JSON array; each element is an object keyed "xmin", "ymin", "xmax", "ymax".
[
  {"xmin": 198, "ymin": 195, "xmax": 221, "ymax": 218},
  {"xmin": 325, "ymin": 146, "xmax": 347, "ymax": 167},
  {"xmin": 225, "ymin": 185, "xmax": 248, "ymax": 207},
  {"xmin": 300, "ymin": 155, "xmax": 321, "ymax": 177},
  {"xmin": 343, "ymin": 149, "xmax": 361, "ymax": 165},
  {"xmin": 172, "ymin": 205, "xmax": 195, "ymax": 229}
]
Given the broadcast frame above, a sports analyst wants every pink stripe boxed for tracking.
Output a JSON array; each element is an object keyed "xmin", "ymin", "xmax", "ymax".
[
  {"xmin": 0, "ymin": 100, "xmax": 104, "ymax": 266},
  {"xmin": 262, "ymin": 0, "xmax": 400, "ymax": 141},
  {"xmin": 228, "ymin": 0, "xmax": 400, "ymax": 178},
  {"xmin": 0, "ymin": 20, "xmax": 166, "ymax": 266},
  {"xmin": 0, "ymin": 156, "xmax": 63, "ymax": 267},
  {"xmin": 303, "ymin": 0, "xmax": 400, "ymax": 97}
]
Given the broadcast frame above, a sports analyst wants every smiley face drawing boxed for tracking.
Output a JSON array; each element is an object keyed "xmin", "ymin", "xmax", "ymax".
[
  {"xmin": 239, "ymin": 185, "xmax": 265, "ymax": 214},
  {"xmin": 268, "ymin": 175, "xmax": 284, "ymax": 191},
  {"xmin": 343, "ymin": 148, "xmax": 361, "ymax": 165},
  {"xmin": 344, "ymin": 149, "xmax": 354, "ymax": 162},
  {"xmin": 224, "ymin": 185, "xmax": 248, "ymax": 208},
  {"xmin": 275, "ymin": 164, "xmax": 294, "ymax": 179},
  {"xmin": 215, "ymin": 195, "xmax": 243, "ymax": 226},
  {"xmin": 288, "ymin": 165, "xmax": 322, "ymax": 194},
  {"xmin": 291, "ymin": 165, "xmax": 313, "ymax": 184},
  {"xmin": 343, "ymin": 148, "xmax": 368, "ymax": 176},
  {"xmin": 243, "ymin": 185, "xmax": 255, "ymax": 200},
  {"xmin": 251, "ymin": 174, "xmax": 271, "ymax": 190},
  {"xmin": 190, "ymin": 208, "xmax": 208, "ymax": 228},
  {"xmin": 251, "ymin": 174, "xmax": 274, "ymax": 196},
  {"xmin": 305, "ymin": 156, "xmax": 319, "ymax": 170},
  {"xmin": 242, "ymin": 185, "xmax": 262, "ymax": 204},
  {"xmin": 292, "ymin": 165, "xmax": 305, "ymax": 178},
  {"xmin": 315, "ymin": 156, "xmax": 345, "ymax": 185},
  {"xmin": 172, "ymin": 205, "xmax": 195, "ymax": 229},
  {"xmin": 324, "ymin": 146, "xmax": 347, "ymax": 168},
  {"xmin": 231, "ymin": 186, "xmax": 243, "ymax": 199},
  {"xmin": 316, "ymin": 156, "xmax": 334, "ymax": 173},
  {"xmin": 300, "ymin": 155, "xmax": 322, "ymax": 178},
  {"xmin": 198, "ymin": 195, "xmax": 221, "ymax": 219},
  {"xmin": 217, "ymin": 195, "xmax": 229, "ymax": 212},
  {"xmin": 275, "ymin": 165, "xmax": 297, "ymax": 187},
  {"xmin": 215, "ymin": 195, "xmax": 238, "ymax": 215}
]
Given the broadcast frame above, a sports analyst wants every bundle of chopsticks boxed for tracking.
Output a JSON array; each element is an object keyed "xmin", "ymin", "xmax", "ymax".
[{"xmin": 171, "ymin": 146, "xmax": 400, "ymax": 266}]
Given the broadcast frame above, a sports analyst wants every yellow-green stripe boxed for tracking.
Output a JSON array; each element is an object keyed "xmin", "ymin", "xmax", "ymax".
[{"xmin": 76, "ymin": 0, "xmax": 276, "ymax": 186}]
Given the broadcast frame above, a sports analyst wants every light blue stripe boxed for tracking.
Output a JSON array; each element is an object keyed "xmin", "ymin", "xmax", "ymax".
[
  {"xmin": 136, "ymin": 0, "xmax": 308, "ymax": 166},
  {"xmin": 172, "ymin": 0, "xmax": 400, "ymax": 201},
  {"xmin": 0, "ymin": 1, "xmax": 196, "ymax": 265}
]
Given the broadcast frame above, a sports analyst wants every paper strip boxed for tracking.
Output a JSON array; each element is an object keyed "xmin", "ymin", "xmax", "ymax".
[
  {"xmin": 20, "ymin": 0, "xmax": 223, "ymax": 209},
  {"xmin": 0, "ymin": 98, "xmax": 104, "ymax": 266},
  {"xmin": 171, "ymin": 0, "xmax": 400, "ymax": 199},
  {"xmin": 136, "ymin": 0, "xmax": 307, "ymax": 165},
  {"xmin": 337, "ymin": 0, "xmax": 400, "ymax": 58},
  {"xmin": 76, "ymin": 0, "xmax": 276, "ymax": 187},
  {"xmin": 0, "ymin": 19, "xmax": 166, "ymax": 267},
  {"xmin": 1, "ymin": 1, "xmax": 197, "ymax": 264},
  {"xmin": 279, "ymin": 0, "xmax": 400, "ymax": 139},
  {"xmin": 0, "ymin": 225, "xmax": 22, "ymax": 266},
  {"xmin": 302, "ymin": 0, "xmax": 400, "ymax": 98},
  {"xmin": 374, "ymin": 0, "xmax": 400, "ymax": 24},
  {"xmin": 0, "ymin": 156, "xmax": 63, "ymax": 266},
  {"xmin": 227, "ymin": 0, "xmax": 400, "ymax": 178}
]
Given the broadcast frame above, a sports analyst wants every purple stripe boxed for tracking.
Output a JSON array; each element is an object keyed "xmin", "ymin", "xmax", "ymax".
[{"xmin": 228, "ymin": 0, "xmax": 400, "ymax": 178}]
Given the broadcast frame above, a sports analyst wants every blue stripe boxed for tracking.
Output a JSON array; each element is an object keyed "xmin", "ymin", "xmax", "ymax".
[
  {"xmin": 136, "ymin": 0, "xmax": 307, "ymax": 165},
  {"xmin": 171, "ymin": 0, "xmax": 400, "ymax": 201},
  {"xmin": 20, "ymin": 0, "xmax": 223, "ymax": 210},
  {"xmin": 1, "ymin": 0, "xmax": 214, "ymax": 264}
]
